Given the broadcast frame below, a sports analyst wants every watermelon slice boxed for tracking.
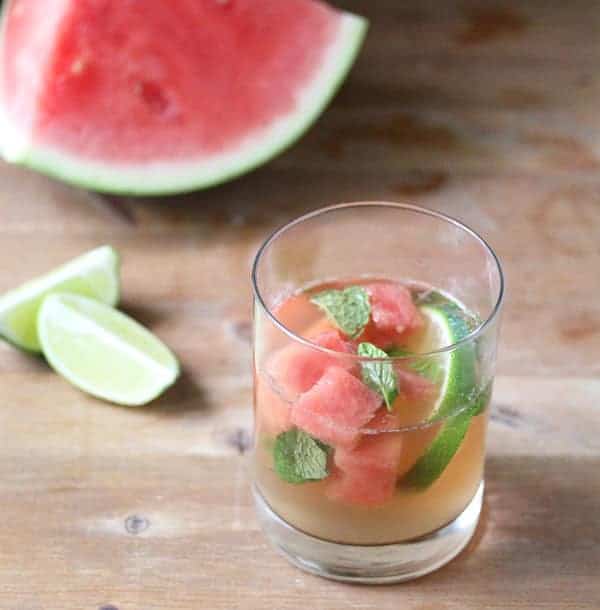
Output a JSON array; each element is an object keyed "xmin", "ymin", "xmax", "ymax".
[
  {"xmin": 265, "ymin": 330, "xmax": 354, "ymax": 400},
  {"xmin": 0, "ymin": 0, "xmax": 367, "ymax": 194},
  {"xmin": 291, "ymin": 366, "xmax": 381, "ymax": 448},
  {"xmin": 359, "ymin": 283, "xmax": 423, "ymax": 348}
]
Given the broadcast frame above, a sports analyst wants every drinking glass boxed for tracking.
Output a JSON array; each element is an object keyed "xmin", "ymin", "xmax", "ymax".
[{"xmin": 251, "ymin": 202, "xmax": 504, "ymax": 583}]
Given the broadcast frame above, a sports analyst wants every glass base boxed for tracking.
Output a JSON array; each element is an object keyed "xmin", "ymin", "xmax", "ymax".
[{"xmin": 254, "ymin": 481, "xmax": 483, "ymax": 584}]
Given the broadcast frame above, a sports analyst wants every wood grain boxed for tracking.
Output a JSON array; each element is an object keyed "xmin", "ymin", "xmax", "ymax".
[{"xmin": 1, "ymin": 1, "xmax": 600, "ymax": 608}]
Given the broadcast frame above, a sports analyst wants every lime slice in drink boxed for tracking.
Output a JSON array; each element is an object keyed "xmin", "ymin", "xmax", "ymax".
[
  {"xmin": 403, "ymin": 301, "xmax": 487, "ymax": 489},
  {"xmin": 417, "ymin": 303, "xmax": 478, "ymax": 421},
  {"xmin": 0, "ymin": 245, "xmax": 120, "ymax": 352},
  {"xmin": 38, "ymin": 293, "xmax": 179, "ymax": 406}
]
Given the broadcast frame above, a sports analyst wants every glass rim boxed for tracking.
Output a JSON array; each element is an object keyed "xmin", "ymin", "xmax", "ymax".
[{"xmin": 251, "ymin": 201, "xmax": 505, "ymax": 362}]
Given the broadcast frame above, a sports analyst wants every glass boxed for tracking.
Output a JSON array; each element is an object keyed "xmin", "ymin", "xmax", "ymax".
[{"xmin": 251, "ymin": 202, "xmax": 504, "ymax": 583}]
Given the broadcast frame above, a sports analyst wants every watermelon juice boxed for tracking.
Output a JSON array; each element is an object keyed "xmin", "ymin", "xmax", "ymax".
[
  {"xmin": 253, "ymin": 280, "xmax": 489, "ymax": 545},
  {"xmin": 251, "ymin": 202, "xmax": 503, "ymax": 582}
]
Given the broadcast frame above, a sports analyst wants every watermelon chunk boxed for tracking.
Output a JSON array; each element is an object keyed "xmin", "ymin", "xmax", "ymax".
[
  {"xmin": 327, "ymin": 410, "xmax": 403, "ymax": 506},
  {"xmin": 0, "ymin": 0, "xmax": 367, "ymax": 194},
  {"xmin": 255, "ymin": 372, "xmax": 292, "ymax": 436},
  {"xmin": 362, "ymin": 407, "xmax": 403, "ymax": 432},
  {"xmin": 396, "ymin": 368, "xmax": 437, "ymax": 402},
  {"xmin": 359, "ymin": 283, "xmax": 423, "ymax": 348},
  {"xmin": 291, "ymin": 366, "xmax": 381, "ymax": 448},
  {"xmin": 327, "ymin": 464, "xmax": 397, "ymax": 507},
  {"xmin": 334, "ymin": 431, "xmax": 402, "ymax": 473},
  {"xmin": 265, "ymin": 330, "xmax": 354, "ymax": 400}
]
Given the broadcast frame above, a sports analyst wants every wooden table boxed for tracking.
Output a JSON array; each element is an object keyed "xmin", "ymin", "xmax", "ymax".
[{"xmin": 1, "ymin": 1, "xmax": 599, "ymax": 608}]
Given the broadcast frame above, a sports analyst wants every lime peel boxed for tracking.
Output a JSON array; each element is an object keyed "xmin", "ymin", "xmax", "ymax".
[
  {"xmin": 403, "ymin": 301, "xmax": 488, "ymax": 489},
  {"xmin": 0, "ymin": 245, "xmax": 119, "ymax": 352}
]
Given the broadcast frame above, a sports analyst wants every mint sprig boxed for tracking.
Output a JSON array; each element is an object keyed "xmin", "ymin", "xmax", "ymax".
[
  {"xmin": 273, "ymin": 428, "xmax": 331, "ymax": 484},
  {"xmin": 358, "ymin": 342, "xmax": 398, "ymax": 411},
  {"xmin": 310, "ymin": 286, "xmax": 370, "ymax": 339}
]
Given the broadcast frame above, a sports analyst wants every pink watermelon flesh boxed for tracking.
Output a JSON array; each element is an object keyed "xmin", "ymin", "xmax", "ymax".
[
  {"xmin": 362, "ymin": 407, "xmax": 403, "ymax": 432},
  {"xmin": 358, "ymin": 283, "xmax": 423, "ymax": 348},
  {"xmin": 327, "ymin": 462, "xmax": 397, "ymax": 507},
  {"xmin": 255, "ymin": 373, "xmax": 292, "ymax": 436},
  {"xmin": 0, "ymin": 0, "xmax": 366, "ymax": 193},
  {"xmin": 334, "ymin": 430, "xmax": 402, "ymax": 473},
  {"xmin": 327, "ymin": 410, "xmax": 402, "ymax": 506},
  {"xmin": 265, "ymin": 330, "xmax": 354, "ymax": 400},
  {"xmin": 395, "ymin": 367, "xmax": 437, "ymax": 402},
  {"xmin": 291, "ymin": 366, "xmax": 381, "ymax": 448}
]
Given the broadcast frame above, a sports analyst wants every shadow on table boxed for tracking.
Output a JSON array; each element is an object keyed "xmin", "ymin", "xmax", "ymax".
[
  {"xmin": 387, "ymin": 454, "xmax": 600, "ymax": 594},
  {"xmin": 148, "ymin": 367, "xmax": 211, "ymax": 417}
]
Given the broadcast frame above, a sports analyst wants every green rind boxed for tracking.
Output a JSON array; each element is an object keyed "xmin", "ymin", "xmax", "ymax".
[
  {"xmin": 1, "ymin": 14, "xmax": 368, "ymax": 195},
  {"xmin": 38, "ymin": 293, "xmax": 180, "ymax": 406},
  {"xmin": 403, "ymin": 302, "xmax": 488, "ymax": 489},
  {"xmin": 0, "ymin": 245, "xmax": 120, "ymax": 352}
]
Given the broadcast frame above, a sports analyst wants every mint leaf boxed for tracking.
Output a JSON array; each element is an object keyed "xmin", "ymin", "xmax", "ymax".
[
  {"xmin": 358, "ymin": 342, "xmax": 398, "ymax": 411},
  {"xmin": 310, "ymin": 286, "xmax": 370, "ymax": 339},
  {"xmin": 273, "ymin": 428, "xmax": 330, "ymax": 484},
  {"xmin": 386, "ymin": 346, "xmax": 411, "ymax": 357}
]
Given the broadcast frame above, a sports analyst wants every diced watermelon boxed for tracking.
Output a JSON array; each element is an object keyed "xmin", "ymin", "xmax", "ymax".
[
  {"xmin": 327, "ymin": 418, "xmax": 403, "ymax": 506},
  {"xmin": 310, "ymin": 330, "xmax": 355, "ymax": 354},
  {"xmin": 255, "ymin": 372, "xmax": 292, "ymax": 436},
  {"xmin": 334, "ymin": 431, "xmax": 402, "ymax": 472},
  {"xmin": 358, "ymin": 282, "xmax": 423, "ymax": 348},
  {"xmin": 327, "ymin": 463, "xmax": 397, "ymax": 507},
  {"xmin": 368, "ymin": 282, "xmax": 420, "ymax": 332},
  {"xmin": 362, "ymin": 407, "xmax": 402, "ymax": 432},
  {"xmin": 302, "ymin": 315, "xmax": 338, "ymax": 338},
  {"xmin": 265, "ymin": 330, "xmax": 354, "ymax": 400},
  {"xmin": 292, "ymin": 366, "xmax": 381, "ymax": 447},
  {"xmin": 396, "ymin": 368, "xmax": 437, "ymax": 402}
]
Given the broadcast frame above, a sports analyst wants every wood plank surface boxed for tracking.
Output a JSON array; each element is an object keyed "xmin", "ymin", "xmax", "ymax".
[{"xmin": 1, "ymin": 1, "xmax": 600, "ymax": 608}]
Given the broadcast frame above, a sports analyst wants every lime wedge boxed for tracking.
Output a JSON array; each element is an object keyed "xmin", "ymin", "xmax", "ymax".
[
  {"xmin": 403, "ymin": 301, "xmax": 488, "ymax": 489},
  {"xmin": 418, "ymin": 303, "xmax": 478, "ymax": 421},
  {"xmin": 0, "ymin": 245, "xmax": 120, "ymax": 352},
  {"xmin": 38, "ymin": 293, "xmax": 179, "ymax": 406}
]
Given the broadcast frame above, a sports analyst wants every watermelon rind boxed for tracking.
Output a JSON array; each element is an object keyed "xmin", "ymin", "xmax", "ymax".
[{"xmin": 0, "ymin": 11, "xmax": 367, "ymax": 195}]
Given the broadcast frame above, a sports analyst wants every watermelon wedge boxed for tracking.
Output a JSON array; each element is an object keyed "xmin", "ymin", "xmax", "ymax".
[{"xmin": 0, "ymin": 0, "xmax": 367, "ymax": 194}]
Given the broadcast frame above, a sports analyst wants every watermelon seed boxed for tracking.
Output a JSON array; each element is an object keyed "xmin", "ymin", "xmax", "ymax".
[
  {"xmin": 70, "ymin": 57, "xmax": 87, "ymax": 75},
  {"xmin": 137, "ymin": 81, "xmax": 179, "ymax": 119}
]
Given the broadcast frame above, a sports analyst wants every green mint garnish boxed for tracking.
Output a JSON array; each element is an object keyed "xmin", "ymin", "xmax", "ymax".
[
  {"xmin": 386, "ymin": 346, "xmax": 411, "ymax": 358},
  {"xmin": 273, "ymin": 428, "xmax": 331, "ymax": 484},
  {"xmin": 310, "ymin": 286, "xmax": 370, "ymax": 339},
  {"xmin": 386, "ymin": 346, "xmax": 441, "ymax": 383},
  {"xmin": 358, "ymin": 342, "xmax": 399, "ymax": 411}
]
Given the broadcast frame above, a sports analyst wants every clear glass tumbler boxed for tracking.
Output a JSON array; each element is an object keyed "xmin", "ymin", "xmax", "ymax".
[{"xmin": 251, "ymin": 202, "xmax": 504, "ymax": 583}]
